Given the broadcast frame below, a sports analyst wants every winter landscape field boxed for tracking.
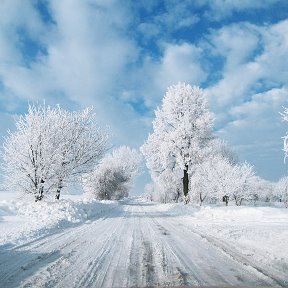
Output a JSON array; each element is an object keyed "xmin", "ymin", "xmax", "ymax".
[{"xmin": 1, "ymin": 0, "xmax": 288, "ymax": 287}]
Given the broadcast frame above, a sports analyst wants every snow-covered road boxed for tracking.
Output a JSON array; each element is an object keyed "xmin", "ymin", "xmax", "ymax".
[{"xmin": 0, "ymin": 198, "xmax": 287, "ymax": 287}]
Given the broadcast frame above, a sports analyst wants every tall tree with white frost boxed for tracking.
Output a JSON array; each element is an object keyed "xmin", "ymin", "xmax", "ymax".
[
  {"xmin": 2, "ymin": 104, "xmax": 108, "ymax": 201},
  {"xmin": 141, "ymin": 83, "xmax": 214, "ymax": 203},
  {"xmin": 52, "ymin": 107, "xmax": 108, "ymax": 200}
]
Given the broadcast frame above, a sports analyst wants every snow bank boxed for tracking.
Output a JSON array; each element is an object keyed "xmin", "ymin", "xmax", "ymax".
[{"xmin": 0, "ymin": 197, "xmax": 119, "ymax": 246}]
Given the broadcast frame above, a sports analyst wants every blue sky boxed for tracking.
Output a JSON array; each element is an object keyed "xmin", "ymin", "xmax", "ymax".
[{"xmin": 0, "ymin": 0, "xmax": 288, "ymax": 187}]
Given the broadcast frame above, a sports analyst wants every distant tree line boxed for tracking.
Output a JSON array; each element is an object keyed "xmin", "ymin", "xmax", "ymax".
[{"xmin": 2, "ymin": 84, "xmax": 288, "ymax": 207}]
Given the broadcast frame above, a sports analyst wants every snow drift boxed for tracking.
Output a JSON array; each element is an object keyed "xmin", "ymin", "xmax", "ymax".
[{"xmin": 0, "ymin": 196, "xmax": 119, "ymax": 246}]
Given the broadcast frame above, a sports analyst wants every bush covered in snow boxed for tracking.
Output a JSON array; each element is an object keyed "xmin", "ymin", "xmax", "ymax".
[{"xmin": 84, "ymin": 146, "xmax": 142, "ymax": 200}]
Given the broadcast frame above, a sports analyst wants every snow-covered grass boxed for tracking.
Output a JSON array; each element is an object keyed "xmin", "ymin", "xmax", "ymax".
[{"xmin": 0, "ymin": 193, "xmax": 119, "ymax": 246}]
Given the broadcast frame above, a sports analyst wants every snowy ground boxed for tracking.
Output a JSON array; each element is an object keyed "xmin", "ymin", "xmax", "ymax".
[{"xmin": 0, "ymin": 195, "xmax": 287, "ymax": 287}]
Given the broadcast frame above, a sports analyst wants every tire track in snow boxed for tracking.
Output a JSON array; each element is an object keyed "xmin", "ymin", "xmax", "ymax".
[
  {"xmin": 1, "ymin": 199, "xmax": 284, "ymax": 287},
  {"xmin": 2, "ymin": 205, "xmax": 126, "ymax": 288},
  {"xmin": 77, "ymin": 210, "xmax": 130, "ymax": 285},
  {"xmin": 87, "ymin": 210, "xmax": 131, "ymax": 287},
  {"xmin": 134, "ymin": 204, "xmax": 200, "ymax": 286},
  {"xmin": 141, "ymin": 207, "xmax": 201, "ymax": 286},
  {"xmin": 152, "ymin": 213, "xmax": 283, "ymax": 287},
  {"xmin": 166, "ymin": 217, "xmax": 287, "ymax": 287}
]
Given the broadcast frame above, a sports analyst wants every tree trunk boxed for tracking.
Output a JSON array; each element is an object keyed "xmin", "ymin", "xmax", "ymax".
[
  {"xmin": 183, "ymin": 165, "xmax": 189, "ymax": 204},
  {"xmin": 223, "ymin": 195, "xmax": 229, "ymax": 206},
  {"xmin": 175, "ymin": 188, "xmax": 180, "ymax": 203},
  {"xmin": 239, "ymin": 198, "xmax": 243, "ymax": 206},
  {"xmin": 200, "ymin": 193, "xmax": 206, "ymax": 206},
  {"xmin": 55, "ymin": 179, "xmax": 63, "ymax": 200},
  {"xmin": 35, "ymin": 179, "xmax": 45, "ymax": 202}
]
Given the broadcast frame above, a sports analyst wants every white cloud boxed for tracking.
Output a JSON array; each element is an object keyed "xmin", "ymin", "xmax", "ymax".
[
  {"xmin": 230, "ymin": 88, "xmax": 288, "ymax": 118},
  {"xmin": 0, "ymin": 0, "xmax": 46, "ymax": 36},
  {"xmin": 131, "ymin": 42, "xmax": 207, "ymax": 109},
  {"xmin": 0, "ymin": 0, "xmax": 138, "ymax": 103},
  {"xmin": 256, "ymin": 20, "xmax": 288, "ymax": 84},
  {"xmin": 138, "ymin": 23, "xmax": 160, "ymax": 39},
  {"xmin": 155, "ymin": 43, "xmax": 207, "ymax": 91},
  {"xmin": 217, "ymin": 87, "xmax": 288, "ymax": 179},
  {"xmin": 207, "ymin": 20, "xmax": 288, "ymax": 109},
  {"xmin": 208, "ymin": 23, "xmax": 260, "ymax": 71},
  {"xmin": 40, "ymin": 0, "xmax": 138, "ymax": 104}
]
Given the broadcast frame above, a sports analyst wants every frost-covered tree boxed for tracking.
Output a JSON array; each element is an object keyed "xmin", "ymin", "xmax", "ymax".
[
  {"xmin": 144, "ymin": 183, "xmax": 155, "ymax": 202},
  {"xmin": 52, "ymin": 107, "xmax": 108, "ymax": 200},
  {"xmin": 141, "ymin": 83, "xmax": 214, "ymax": 203},
  {"xmin": 84, "ymin": 146, "xmax": 141, "ymax": 200},
  {"xmin": 2, "ymin": 104, "xmax": 108, "ymax": 201},
  {"xmin": 275, "ymin": 177, "xmax": 288, "ymax": 207},
  {"xmin": 250, "ymin": 176, "xmax": 274, "ymax": 203},
  {"xmin": 192, "ymin": 141, "xmax": 238, "ymax": 205},
  {"xmin": 190, "ymin": 154, "xmax": 254, "ymax": 206},
  {"xmin": 153, "ymin": 169, "xmax": 182, "ymax": 203},
  {"xmin": 190, "ymin": 160, "xmax": 216, "ymax": 205},
  {"xmin": 3, "ymin": 105, "xmax": 56, "ymax": 200},
  {"xmin": 206, "ymin": 157, "xmax": 236, "ymax": 205},
  {"xmin": 229, "ymin": 162, "xmax": 254, "ymax": 206}
]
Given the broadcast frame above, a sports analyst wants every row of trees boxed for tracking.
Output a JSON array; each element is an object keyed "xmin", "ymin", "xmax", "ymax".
[
  {"xmin": 1, "ymin": 105, "xmax": 140, "ymax": 201},
  {"xmin": 141, "ymin": 83, "xmax": 288, "ymax": 207},
  {"xmin": 2, "ymin": 84, "xmax": 287, "ymax": 205}
]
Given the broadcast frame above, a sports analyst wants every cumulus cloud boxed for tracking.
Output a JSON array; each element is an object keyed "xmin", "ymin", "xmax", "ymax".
[
  {"xmin": 46, "ymin": 0, "xmax": 137, "ymax": 101},
  {"xmin": 217, "ymin": 88, "xmax": 288, "ymax": 179},
  {"xmin": 155, "ymin": 43, "xmax": 207, "ymax": 91},
  {"xmin": 207, "ymin": 20, "xmax": 288, "ymax": 110},
  {"xmin": 122, "ymin": 42, "xmax": 207, "ymax": 111}
]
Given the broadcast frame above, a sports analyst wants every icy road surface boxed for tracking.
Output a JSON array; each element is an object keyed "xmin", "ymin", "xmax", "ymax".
[{"xmin": 0, "ymin": 198, "xmax": 287, "ymax": 287}]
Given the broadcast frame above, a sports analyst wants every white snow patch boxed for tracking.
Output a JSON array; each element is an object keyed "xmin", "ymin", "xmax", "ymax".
[{"xmin": 0, "ymin": 196, "xmax": 119, "ymax": 246}]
